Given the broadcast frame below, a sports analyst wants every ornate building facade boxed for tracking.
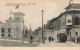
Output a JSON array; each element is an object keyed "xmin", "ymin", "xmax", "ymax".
[{"xmin": 46, "ymin": 3, "xmax": 80, "ymax": 43}]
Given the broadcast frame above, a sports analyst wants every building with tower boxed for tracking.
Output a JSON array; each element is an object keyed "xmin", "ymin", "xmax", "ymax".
[{"xmin": 0, "ymin": 11, "xmax": 28, "ymax": 38}]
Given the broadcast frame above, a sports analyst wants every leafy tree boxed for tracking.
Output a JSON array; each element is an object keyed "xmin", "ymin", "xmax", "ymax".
[{"xmin": 34, "ymin": 27, "xmax": 42, "ymax": 35}]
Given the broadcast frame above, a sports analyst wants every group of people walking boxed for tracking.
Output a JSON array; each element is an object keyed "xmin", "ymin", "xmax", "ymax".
[
  {"xmin": 29, "ymin": 35, "xmax": 54, "ymax": 44},
  {"xmin": 48, "ymin": 36, "xmax": 54, "ymax": 43}
]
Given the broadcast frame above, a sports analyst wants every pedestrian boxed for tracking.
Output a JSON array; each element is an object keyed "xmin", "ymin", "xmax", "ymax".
[
  {"xmin": 48, "ymin": 36, "xmax": 51, "ymax": 43},
  {"xmin": 52, "ymin": 36, "xmax": 54, "ymax": 41},
  {"xmin": 38, "ymin": 39, "xmax": 39, "ymax": 42},
  {"xmin": 30, "ymin": 35, "xmax": 33, "ymax": 44},
  {"xmin": 30, "ymin": 40, "xmax": 31, "ymax": 44},
  {"xmin": 76, "ymin": 37, "xmax": 78, "ymax": 44}
]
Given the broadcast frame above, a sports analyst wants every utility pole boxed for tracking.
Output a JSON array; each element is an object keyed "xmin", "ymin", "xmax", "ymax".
[{"xmin": 41, "ymin": 10, "xmax": 45, "ymax": 44}]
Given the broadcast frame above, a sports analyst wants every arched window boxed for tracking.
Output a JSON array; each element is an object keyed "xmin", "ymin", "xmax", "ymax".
[{"xmin": 74, "ymin": 17, "xmax": 80, "ymax": 25}]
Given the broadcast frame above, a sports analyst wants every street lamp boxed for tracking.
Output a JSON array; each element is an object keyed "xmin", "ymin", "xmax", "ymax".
[
  {"xmin": 41, "ymin": 10, "xmax": 45, "ymax": 44},
  {"xmin": 22, "ymin": 17, "xmax": 24, "ymax": 43}
]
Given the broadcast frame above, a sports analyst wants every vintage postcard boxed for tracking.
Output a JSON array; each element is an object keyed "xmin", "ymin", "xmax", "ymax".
[{"xmin": 0, "ymin": 0, "xmax": 80, "ymax": 48}]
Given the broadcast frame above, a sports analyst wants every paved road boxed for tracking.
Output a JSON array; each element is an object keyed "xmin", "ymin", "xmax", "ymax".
[
  {"xmin": 0, "ymin": 39, "xmax": 80, "ymax": 47},
  {"xmin": 38, "ymin": 40, "xmax": 75, "ymax": 47}
]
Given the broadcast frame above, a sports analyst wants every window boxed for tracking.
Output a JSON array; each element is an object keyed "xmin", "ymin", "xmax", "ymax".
[
  {"xmin": 8, "ymin": 34, "xmax": 11, "ymax": 37},
  {"xmin": 68, "ymin": 20, "xmax": 69, "ymax": 23},
  {"xmin": 1, "ymin": 28, "xmax": 4, "ymax": 33},
  {"xmin": 8, "ymin": 28, "xmax": 11, "ymax": 33},
  {"xmin": 76, "ymin": 32, "xmax": 78, "ymax": 36},
  {"xmin": 62, "ymin": 18, "xmax": 65, "ymax": 26},
  {"xmin": 14, "ymin": 34, "xmax": 15, "ymax": 36},
  {"xmin": 1, "ymin": 34, "xmax": 4, "ymax": 37},
  {"xmin": 62, "ymin": 19, "xmax": 63, "ymax": 26},
  {"xmin": 15, "ymin": 18, "xmax": 19, "ymax": 20},
  {"xmin": 68, "ymin": 19, "xmax": 71, "ymax": 23},
  {"xmin": 70, "ymin": 20, "xmax": 71, "ymax": 23},
  {"xmin": 74, "ymin": 17, "xmax": 80, "ymax": 25},
  {"xmin": 70, "ymin": 31, "xmax": 71, "ymax": 35},
  {"xmin": 58, "ymin": 20, "xmax": 61, "ymax": 30}
]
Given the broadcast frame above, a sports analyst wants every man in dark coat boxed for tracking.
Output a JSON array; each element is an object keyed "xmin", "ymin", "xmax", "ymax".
[
  {"xmin": 48, "ymin": 36, "xmax": 51, "ymax": 43},
  {"xmin": 52, "ymin": 36, "xmax": 54, "ymax": 41},
  {"xmin": 30, "ymin": 35, "xmax": 33, "ymax": 44}
]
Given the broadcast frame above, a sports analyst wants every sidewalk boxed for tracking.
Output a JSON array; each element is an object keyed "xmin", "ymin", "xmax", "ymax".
[
  {"xmin": 38, "ymin": 40, "xmax": 54, "ymax": 47},
  {"xmin": 67, "ymin": 41, "xmax": 80, "ymax": 47},
  {"xmin": 0, "ymin": 39, "xmax": 29, "ymax": 43}
]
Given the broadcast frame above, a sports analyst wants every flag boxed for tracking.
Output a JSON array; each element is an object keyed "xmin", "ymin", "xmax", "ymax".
[
  {"xmin": 69, "ymin": 0, "xmax": 73, "ymax": 5},
  {"xmin": 15, "ymin": 4, "xmax": 19, "ymax": 9}
]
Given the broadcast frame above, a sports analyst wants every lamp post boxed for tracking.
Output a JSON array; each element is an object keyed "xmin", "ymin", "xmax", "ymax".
[
  {"xmin": 22, "ymin": 17, "xmax": 24, "ymax": 43},
  {"xmin": 41, "ymin": 10, "xmax": 45, "ymax": 44}
]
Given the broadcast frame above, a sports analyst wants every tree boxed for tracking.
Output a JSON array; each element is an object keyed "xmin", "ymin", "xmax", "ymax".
[{"xmin": 34, "ymin": 27, "xmax": 42, "ymax": 36}]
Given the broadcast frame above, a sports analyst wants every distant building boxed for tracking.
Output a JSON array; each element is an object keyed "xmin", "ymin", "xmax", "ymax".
[
  {"xmin": 0, "ymin": 11, "xmax": 28, "ymax": 38},
  {"xmin": 27, "ymin": 25, "xmax": 33, "ymax": 38}
]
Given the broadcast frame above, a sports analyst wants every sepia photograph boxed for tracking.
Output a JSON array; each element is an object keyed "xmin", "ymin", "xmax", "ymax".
[{"xmin": 0, "ymin": 0, "xmax": 80, "ymax": 47}]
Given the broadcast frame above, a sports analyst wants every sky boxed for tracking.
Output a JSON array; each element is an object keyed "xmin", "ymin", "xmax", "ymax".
[{"xmin": 0, "ymin": 0, "xmax": 80, "ymax": 31}]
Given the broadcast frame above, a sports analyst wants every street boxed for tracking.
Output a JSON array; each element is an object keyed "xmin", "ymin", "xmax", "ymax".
[
  {"xmin": 0, "ymin": 39, "xmax": 80, "ymax": 47},
  {"xmin": 38, "ymin": 40, "xmax": 80, "ymax": 47}
]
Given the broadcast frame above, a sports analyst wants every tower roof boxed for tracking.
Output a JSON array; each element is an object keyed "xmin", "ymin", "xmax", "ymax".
[
  {"xmin": 29, "ymin": 24, "xmax": 33, "ymax": 34},
  {"xmin": 65, "ymin": 3, "xmax": 80, "ymax": 10}
]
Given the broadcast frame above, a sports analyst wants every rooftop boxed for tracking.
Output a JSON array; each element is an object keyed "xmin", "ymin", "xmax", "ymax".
[
  {"xmin": 65, "ymin": 3, "xmax": 80, "ymax": 10},
  {"xmin": 12, "ymin": 12, "xmax": 25, "ymax": 16}
]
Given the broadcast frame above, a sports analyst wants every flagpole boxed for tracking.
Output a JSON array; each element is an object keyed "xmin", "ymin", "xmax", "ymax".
[{"xmin": 69, "ymin": 0, "xmax": 73, "ymax": 5}]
